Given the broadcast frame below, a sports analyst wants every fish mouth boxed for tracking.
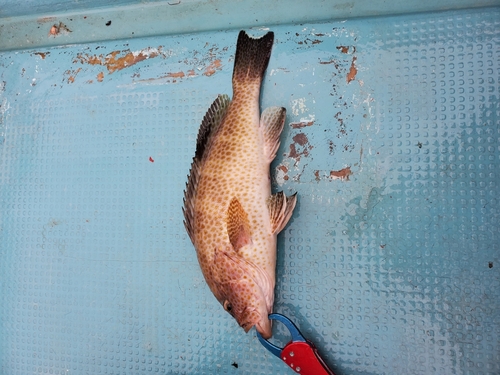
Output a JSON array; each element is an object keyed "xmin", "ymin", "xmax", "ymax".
[
  {"xmin": 254, "ymin": 316, "xmax": 272, "ymax": 339},
  {"xmin": 239, "ymin": 307, "xmax": 272, "ymax": 338}
]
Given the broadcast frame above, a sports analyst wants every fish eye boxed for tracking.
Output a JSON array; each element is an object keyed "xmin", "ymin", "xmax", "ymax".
[{"xmin": 223, "ymin": 300, "xmax": 233, "ymax": 312}]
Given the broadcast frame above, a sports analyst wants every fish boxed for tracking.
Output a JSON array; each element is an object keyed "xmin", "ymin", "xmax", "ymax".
[{"xmin": 183, "ymin": 30, "xmax": 297, "ymax": 339}]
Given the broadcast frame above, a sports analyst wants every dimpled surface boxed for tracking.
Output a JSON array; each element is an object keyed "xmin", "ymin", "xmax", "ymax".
[{"xmin": 0, "ymin": 6, "xmax": 499, "ymax": 375}]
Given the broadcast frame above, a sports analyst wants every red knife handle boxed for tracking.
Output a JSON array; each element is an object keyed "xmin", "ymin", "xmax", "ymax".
[{"xmin": 280, "ymin": 341, "xmax": 336, "ymax": 375}]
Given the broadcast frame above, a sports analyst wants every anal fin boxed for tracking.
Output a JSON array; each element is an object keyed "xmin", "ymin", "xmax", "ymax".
[
  {"xmin": 261, "ymin": 106, "xmax": 286, "ymax": 162},
  {"xmin": 267, "ymin": 192, "xmax": 298, "ymax": 234},
  {"xmin": 227, "ymin": 198, "xmax": 253, "ymax": 252}
]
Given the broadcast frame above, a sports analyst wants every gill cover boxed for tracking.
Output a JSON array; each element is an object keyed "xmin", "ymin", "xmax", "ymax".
[{"xmin": 211, "ymin": 247, "xmax": 273, "ymax": 338}]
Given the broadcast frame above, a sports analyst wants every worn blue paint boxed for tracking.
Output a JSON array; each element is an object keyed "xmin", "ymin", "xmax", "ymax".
[
  {"xmin": 1, "ymin": 0, "xmax": 500, "ymax": 51},
  {"xmin": 0, "ymin": 4, "xmax": 499, "ymax": 375}
]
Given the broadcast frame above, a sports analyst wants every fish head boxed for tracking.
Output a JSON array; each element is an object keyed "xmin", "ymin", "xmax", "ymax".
[{"xmin": 211, "ymin": 247, "xmax": 273, "ymax": 338}]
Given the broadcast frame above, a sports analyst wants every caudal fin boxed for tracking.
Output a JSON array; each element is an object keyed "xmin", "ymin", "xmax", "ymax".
[{"xmin": 232, "ymin": 31, "xmax": 274, "ymax": 83}]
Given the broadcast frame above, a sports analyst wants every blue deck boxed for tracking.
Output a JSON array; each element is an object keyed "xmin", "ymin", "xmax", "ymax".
[{"xmin": 0, "ymin": 2, "xmax": 499, "ymax": 374}]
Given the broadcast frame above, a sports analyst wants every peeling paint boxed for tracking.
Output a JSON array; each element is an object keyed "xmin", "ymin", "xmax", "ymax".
[
  {"xmin": 319, "ymin": 59, "xmax": 338, "ymax": 67},
  {"xmin": 133, "ymin": 69, "xmax": 198, "ymax": 85},
  {"xmin": 347, "ymin": 56, "xmax": 357, "ymax": 83},
  {"xmin": 64, "ymin": 68, "xmax": 81, "ymax": 84},
  {"xmin": 203, "ymin": 59, "xmax": 222, "ymax": 76},
  {"xmin": 337, "ymin": 45, "xmax": 356, "ymax": 54},
  {"xmin": 291, "ymin": 97, "xmax": 308, "ymax": 116},
  {"xmin": 288, "ymin": 133, "xmax": 313, "ymax": 166},
  {"xmin": 290, "ymin": 120, "xmax": 314, "ymax": 129},
  {"xmin": 314, "ymin": 167, "xmax": 352, "ymax": 182},
  {"xmin": 33, "ymin": 52, "xmax": 50, "ymax": 59},
  {"xmin": 275, "ymin": 161, "xmax": 290, "ymax": 186},
  {"xmin": 330, "ymin": 166, "xmax": 352, "ymax": 180},
  {"xmin": 166, "ymin": 71, "xmax": 185, "ymax": 78},
  {"xmin": 278, "ymin": 165, "xmax": 289, "ymax": 181},
  {"xmin": 74, "ymin": 47, "xmax": 164, "ymax": 74}
]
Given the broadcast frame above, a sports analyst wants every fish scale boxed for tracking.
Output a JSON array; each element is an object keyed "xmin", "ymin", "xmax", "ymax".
[{"xmin": 183, "ymin": 30, "xmax": 297, "ymax": 339}]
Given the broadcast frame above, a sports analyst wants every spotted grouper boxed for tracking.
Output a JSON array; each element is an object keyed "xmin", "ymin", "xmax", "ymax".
[{"xmin": 183, "ymin": 30, "xmax": 297, "ymax": 339}]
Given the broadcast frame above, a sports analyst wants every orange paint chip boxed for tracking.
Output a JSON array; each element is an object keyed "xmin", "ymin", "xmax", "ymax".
[
  {"xmin": 107, "ymin": 50, "xmax": 159, "ymax": 74},
  {"xmin": 64, "ymin": 68, "xmax": 81, "ymax": 83},
  {"xmin": 347, "ymin": 56, "xmax": 357, "ymax": 83},
  {"xmin": 203, "ymin": 59, "xmax": 222, "ymax": 76},
  {"xmin": 166, "ymin": 71, "xmax": 185, "ymax": 78},
  {"xmin": 97, "ymin": 72, "xmax": 104, "ymax": 82},
  {"xmin": 74, "ymin": 47, "xmax": 162, "ymax": 74},
  {"xmin": 34, "ymin": 52, "xmax": 49, "ymax": 59}
]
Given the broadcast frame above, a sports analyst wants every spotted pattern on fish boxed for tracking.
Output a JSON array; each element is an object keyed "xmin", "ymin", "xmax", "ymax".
[{"xmin": 183, "ymin": 30, "xmax": 297, "ymax": 339}]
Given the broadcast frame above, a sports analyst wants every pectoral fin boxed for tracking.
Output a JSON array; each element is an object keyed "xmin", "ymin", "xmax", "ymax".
[
  {"xmin": 267, "ymin": 192, "xmax": 298, "ymax": 234},
  {"xmin": 227, "ymin": 198, "xmax": 253, "ymax": 252},
  {"xmin": 261, "ymin": 106, "xmax": 286, "ymax": 162}
]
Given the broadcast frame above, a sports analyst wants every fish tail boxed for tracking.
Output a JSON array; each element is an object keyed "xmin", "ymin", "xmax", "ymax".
[{"xmin": 232, "ymin": 31, "xmax": 274, "ymax": 84}]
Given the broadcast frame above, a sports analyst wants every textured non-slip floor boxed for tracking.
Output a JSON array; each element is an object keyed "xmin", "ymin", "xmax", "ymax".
[{"xmin": 0, "ymin": 6, "xmax": 499, "ymax": 375}]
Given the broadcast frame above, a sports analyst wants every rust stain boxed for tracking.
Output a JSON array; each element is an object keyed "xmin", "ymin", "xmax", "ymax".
[
  {"xmin": 314, "ymin": 170, "xmax": 321, "ymax": 182},
  {"xmin": 288, "ymin": 144, "xmax": 301, "ymax": 159},
  {"xmin": 74, "ymin": 47, "xmax": 161, "ymax": 74},
  {"xmin": 288, "ymin": 133, "xmax": 313, "ymax": 166},
  {"xmin": 203, "ymin": 59, "xmax": 222, "ymax": 76},
  {"xmin": 187, "ymin": 70, "xmax": 196, "ymax": 77},
  {"xmin": 97, "ymin": 72, "xmax": 104, "ymax": 82},
  {"xmin": 330, "ymin": 167, "xmax": 352, "ymax": 181},
  {"xmin": 347, "ymin": 56, "xmax": 357, "ymax": 83},
  {"xmin": 277, "ymin": 165, "xmax": 289, "ymax": 181},
  {"xmin": 337, "ymin": 46, "xmax": 349, "ymax": 54},
  {"xmin": 290, "ymin": 120, "xmax": 314, "ymax": 129},
  {"xmin": 278, "ymin": 165, "xmax": 288, "ymax": 173},
  {"xmin": 292, "ymin": 133, "xmax": 308, "ymax": 146},
  {"xmin": 314, "ymin": 167, "xmax": 352, "ymax": 182},
  {"xmin": 34, "ymin": 52, "xmax": 49, "ymax": 59},
  {"xmin": 337, "ymin": 46, "xmax": 356, "ymax": 54}
]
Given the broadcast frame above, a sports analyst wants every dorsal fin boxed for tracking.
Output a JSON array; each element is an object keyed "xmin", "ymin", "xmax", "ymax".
[
  {"xmin": 267, "ymin": 192, "xmax": 298, "ymax": 234},
  {"xmin": 261, "ymin": 106, "xmax": 286, "ymax": 162},
  {"xmin": 195, "ymin": 94, "xmax": 231, "ymax": 160},
  {"xmin": 183, "ymin": 94, "xmax": 231, "ymax": 244},
  {"xmin": 226, "ymin": 197, "xmax": 253, "ymax": 252}
]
